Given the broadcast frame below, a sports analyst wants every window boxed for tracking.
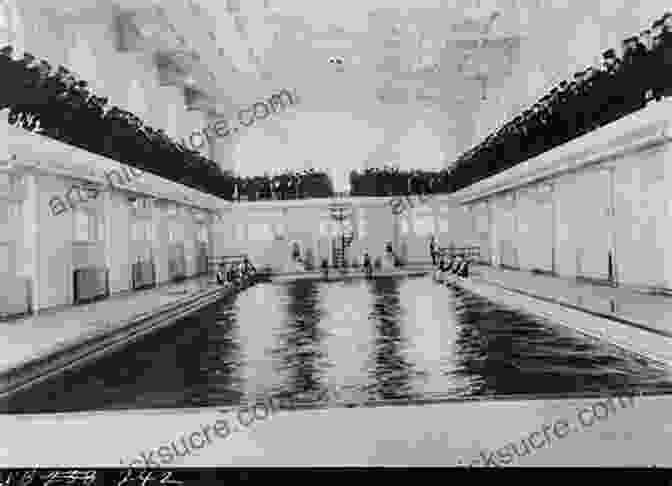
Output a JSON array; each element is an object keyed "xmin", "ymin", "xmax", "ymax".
[
  {"xmin": 74, "ymin": 209, "xmax": 101, "ymax": 242},
  {"xmin": 165, "ymin": 204, "xmax": 178, "ymax": 217},
  {"xmin": 358, "ymin": 209, "xmax": 367, "ymax": 238},
  {"xmin": 320, "ymin": 221, "xmax": 330, "ymax": 237},
  {"xmin": 131, "ymin": 220, "xmax": 140, "ymax": 241},
  {"xmin": 0, "ymin": 200, "xmax": 17, "ymax": 235},
  {"xmin": 146, "ymin": 221, "xmax": 155, "ymax": 241},
  {"xmin": 273, "ymin": 221, "xmax": 286, "ymax": 239},
  {"xmin": 197, "ymin": 225, "xmax": 208, "ymax": 243},
  {"xmin": 414, "ymin": 215, "xmax": 435, "ymax": 237},
  {"xmin": 132, "ymin": 220, "xmax": 154, "ymax": 242},
  {"xmin": 0, "ymin": 243, "xmax": 8, "ymax": 274},
  {"xmin": 399, "ymin": 217, "xmax": 409, "ymax": 236},
  {"xmin": 168, "ymin": 221, "xmax": 184, "ymax": 243}
]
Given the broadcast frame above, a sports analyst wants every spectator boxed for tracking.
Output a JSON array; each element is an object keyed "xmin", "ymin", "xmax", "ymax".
[
  {"xmin": 363, "ymin": 252, "xmax": 373, "ymax": 278},
  {"xmin": 429, "ymin": 236, "xmax": 438, "ymax": 265}
]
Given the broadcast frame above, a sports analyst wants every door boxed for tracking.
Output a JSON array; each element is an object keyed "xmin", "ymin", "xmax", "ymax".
[
  {"xmin": 495, "ymin": 194, "xmax": 517, "ymax": 268},
  {"xmin": 517, "ymin": 185, "xmax": 554, "ymax": 273},
  {"xmin": 574, "ymin": 169, "xmax": 612, "ymax": 281}
]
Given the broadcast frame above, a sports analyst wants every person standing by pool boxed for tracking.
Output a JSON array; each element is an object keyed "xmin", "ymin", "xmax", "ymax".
[
  {"xmin": 429, "ymin": 236, "xmax": 438, "ymax": 266},
  {"xmin": 321, "ymin": 258, "xmax": 329, "ymax": 278},
  {"xmin": 363, "ymin": 252, "xmax": 373, "ymax": 278},
  {"xmin": 216, "ymin": 264, "xmax": 226, "ymax": 284}
]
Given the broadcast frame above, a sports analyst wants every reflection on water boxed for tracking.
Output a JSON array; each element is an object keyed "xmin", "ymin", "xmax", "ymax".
[
  {"xmin": 367, "ymin": 277, "xmax": 417, "ymax": 402},
  {"xmin": 5, "ymin": 276, "xmax": 672, "ymax": 414},
  {"xmin": 184, "ymin": 296, "xmax": 243, "ymax": 407},
  {"xmin": 271, "ymin": 279, "xmax": 331, "ymax": 405},
  {"xmin": 450, "ymin": 285, "xmax": 660, "ymax": 397}
]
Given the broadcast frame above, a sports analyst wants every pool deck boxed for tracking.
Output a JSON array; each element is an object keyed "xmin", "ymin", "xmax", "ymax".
[
  {"xmin": 1, "ymin": 392, "xmax": 668, "ymax": 466},
  {"xmin": 0, "ymin": 276, "xmax": 250, "ymax": 400},
  {"xmin": 445, "ymin": 265, "xmax": 672, "ymax": 366}
]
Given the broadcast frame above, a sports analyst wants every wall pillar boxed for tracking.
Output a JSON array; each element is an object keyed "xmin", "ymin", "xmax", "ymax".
[
  {"xmin": 22, "ymin": 172, "xmax": 39, "ymax": 312},
  {"xmin": 151, "ymin": 199, "xmax": 164, "ymax": 283},
  {"xmin": 102, "ymin": 189, "xmax": 113, "ymax": 274}
]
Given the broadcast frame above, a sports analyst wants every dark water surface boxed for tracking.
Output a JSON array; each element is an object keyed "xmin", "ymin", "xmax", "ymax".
[{"xmin": 6, "ymin": 276, "xmax": 672, "ymax": 414}]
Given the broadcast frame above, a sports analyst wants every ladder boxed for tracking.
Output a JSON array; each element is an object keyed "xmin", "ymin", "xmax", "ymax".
[
  {"xmin": 332, "ymin": 229, "xmax": 354, "ymax": 268},
  {"xmin": 334, "ymin": 245, "xmax": 345, "ymax": 268}
]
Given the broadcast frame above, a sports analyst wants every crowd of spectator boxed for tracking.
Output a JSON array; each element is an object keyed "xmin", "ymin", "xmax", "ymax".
[
  {"xmin": 0, "ymin": 46, "xmax": 335, "ymax": 201},
  {"xmin": 350, "ymin": 11, "xmax": 672, "ymax": 197},
  {"xmin": 447, "ymin": 11, "xmax": 672, "ymax": 192},
  {"xmin": 0, "ymin": 45, "xmax": 237, "ymax": 200},
  {"xmin": 233, "ymin": 169, "xmax": 334, "ymax": 201},
  {"xmin": 349, "ymin": 166, "xmax": 449, "ymax": 197},
  {"xmin": 4, "ymin": 10, "xmax": 671, "ymax": 203}
]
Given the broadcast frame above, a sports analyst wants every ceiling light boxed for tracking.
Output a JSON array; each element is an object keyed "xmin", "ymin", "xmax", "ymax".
[{"xmin": 140, "ymin": 25, "xmax": 158, "ymax": 37}]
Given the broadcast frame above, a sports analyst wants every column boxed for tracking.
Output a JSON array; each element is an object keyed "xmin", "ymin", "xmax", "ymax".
[
  {"xmin": 102, "ymin": 189, "xmax": 113, "ymax": 273},
  {"xmin": 606, "ymin": 167, "xmax": 616, "ymax": 283},
  {"xmin": 151, "ymin": 199, "xmax": 164, "ymax": 283},
  {"xmin": 22, "ymin": 171, "xmax": 39, "ymax": 312}
]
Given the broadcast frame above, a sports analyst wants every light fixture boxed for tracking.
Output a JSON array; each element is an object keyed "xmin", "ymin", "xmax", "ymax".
[{"xmin": 140, "ymin": 25, "xmax": 158, "ymax": 37}]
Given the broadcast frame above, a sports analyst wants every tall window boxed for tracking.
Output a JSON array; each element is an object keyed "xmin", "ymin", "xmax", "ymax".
[
  {"xmin": 132, "ymin": 220, "xmax": 154, "ymax": 242},
  {"xmin": 197, "ymin": 225, "xmax": 208, "ymax": 243},
  {"xmin": 0, "ymin": 243, "xmax": 8, "ymax": 274},
  {"xmin": 233, "ymin": 222, "xmax": 245, "ymax": 241},
  {"xmin": 0, "ymin": 2, "xmax": 13, "ymax": 48},
  {"xmin": 273, "ymin": 221, "xmax": 286, "ymax": 239},
  {"xmin": 400, "ymin": 216, "xmax": 410, "ymax": 236},
  {"xmin": 413, "ymin": 208, "xmax": 435, "ymax": 237},
  {"xmin": 358, "ymin": 209, "xmax": 367, "ymax": 238},
  {"xmin": 74, "ymin": 209, "xmax": 102, "ymax": 242},
  {"xmin": 320, "ymin": 220, "xmax": 331, "ymax": 237},
  {"xmin": 168, "ymin": 221, "xmax": 184, "ymax": 243},
  {"xmin": 439, "ymin": 207, "xmax": 450, "ymax": 233}
]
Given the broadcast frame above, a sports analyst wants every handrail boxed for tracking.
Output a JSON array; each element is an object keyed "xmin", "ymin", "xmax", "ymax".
[{"xmin": 437, "ymin": 246, "xmax": 481, "ymax": 258}]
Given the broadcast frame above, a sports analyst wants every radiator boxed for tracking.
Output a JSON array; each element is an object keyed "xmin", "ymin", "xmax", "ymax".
[
  {"xmin": 73, "ymin": 267, "xmax": 109, "ymax": 304},
  {"xmin": 0, "ymin": 275, "xmax": 30, "ymax": 319},
  {"xmin": 195, "ymin": 247, "xmax": 209, "ymax": 275},
  {"xmin": 132, "ymin": 260, "xmax": 156, "ymax": 290}
]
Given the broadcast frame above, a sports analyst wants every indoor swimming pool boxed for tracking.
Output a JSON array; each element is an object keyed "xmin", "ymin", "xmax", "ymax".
[{"xmin": 6, "ymin": 275, "xmax": 672, "ymax": 414}]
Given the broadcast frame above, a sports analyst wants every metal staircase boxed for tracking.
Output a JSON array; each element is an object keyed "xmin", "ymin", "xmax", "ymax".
[
  {"xmin": 334, "ymin": 245, "xmax": 346, "ymax": 268},
  {"xmin": 332, "ymin": 229, "xmax": 354, "ymax": 268}
]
